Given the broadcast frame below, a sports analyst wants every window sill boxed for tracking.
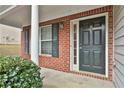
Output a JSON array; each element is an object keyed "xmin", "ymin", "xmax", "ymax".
[{"xmin": 40, "ymin": 54, "xmax": 52, "ymax": 57}]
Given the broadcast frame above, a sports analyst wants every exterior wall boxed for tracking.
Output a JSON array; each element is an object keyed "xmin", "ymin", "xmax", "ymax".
[
  {"xmin": 113, "ymin": 6, "xmax": 124, "ymax": 87},
  {"xmin": 0, "ymin": 24, "xmax": 21, "ymax": 44},
  {"xmin": 21, "ymin": 5, "xmax": 113, "ymax": 80}
]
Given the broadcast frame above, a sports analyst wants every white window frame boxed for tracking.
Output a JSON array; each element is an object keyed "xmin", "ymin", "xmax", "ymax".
[{"xmin": 39, "ymin": 24, "xmax": 52, "ymax": 56}]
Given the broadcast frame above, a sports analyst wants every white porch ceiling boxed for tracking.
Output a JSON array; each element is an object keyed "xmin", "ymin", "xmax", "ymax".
[
  {"xmin": 0, "ymin": 5, "xmax": 12, "ymax": 13},
  {"xmin": 39, "ymin": 5, "xmax": 104, "ymax": 22},
  {"xmin": 0, "ymin": 5, "xmax": 31, "ymax": 28},
  {"xmin": 0, "ymin": 5, "xmax": 104, "ymax": 28}
]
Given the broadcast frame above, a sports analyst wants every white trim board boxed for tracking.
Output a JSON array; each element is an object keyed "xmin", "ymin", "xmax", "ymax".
[{"xmin": 70, "ymin": 12, "xmax": 109, "ymax": 77}]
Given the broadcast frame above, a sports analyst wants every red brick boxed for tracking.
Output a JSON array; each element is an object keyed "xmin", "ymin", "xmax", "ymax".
[{"xmin": 21, "ymin": 5, "xmax": 113, "ymax": 81}]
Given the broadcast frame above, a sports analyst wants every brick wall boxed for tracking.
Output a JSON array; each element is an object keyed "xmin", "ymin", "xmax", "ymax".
[
  {"xmin": 21, "ymin": 5, "xmax": 113, "ymax": 80},
  {"xmin": 21, "ymin": 27, "xmax": 31, "ymax": 60},
  {"xmin": 39, "ymin": 20, "xmax": 70, "ymax": 72}
]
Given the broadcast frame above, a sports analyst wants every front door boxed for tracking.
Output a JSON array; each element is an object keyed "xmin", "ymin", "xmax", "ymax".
[{"xmin": 79, "ymin": 16, "xmax": 105, "ymax": 74}]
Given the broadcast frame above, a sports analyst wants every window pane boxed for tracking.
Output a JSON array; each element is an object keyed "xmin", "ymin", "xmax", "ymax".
[
  {"xmin": 41, "ymin": 26, "xmax": 52, "ymax": 40},
  {"xmin": 24, "ymin": 31, "xmax": 29, "ymax": 54},
  {"xmin": 41, "ymin": 41, "xmax": 52, "ymax": 54}
]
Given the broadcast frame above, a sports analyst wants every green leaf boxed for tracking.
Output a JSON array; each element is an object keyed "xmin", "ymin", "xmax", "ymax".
[{"xmin": 0, "ymin": 56, "xmax": 43, "ymax": 88}]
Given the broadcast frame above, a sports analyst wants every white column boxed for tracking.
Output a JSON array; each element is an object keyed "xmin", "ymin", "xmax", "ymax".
[{"xmin": 31, "ymin": 5, "xmax": 39, "ymax": 65}]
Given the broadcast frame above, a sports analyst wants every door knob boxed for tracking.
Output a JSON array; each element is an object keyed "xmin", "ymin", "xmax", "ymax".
[{"xmin": 79, "ymin": 47, "xmax": 82, "ymax": 49}]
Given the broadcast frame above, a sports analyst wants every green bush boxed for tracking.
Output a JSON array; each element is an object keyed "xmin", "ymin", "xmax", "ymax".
[{"xmin": 0, "ymin": 56, "xmax": 43, "ymax": 88}]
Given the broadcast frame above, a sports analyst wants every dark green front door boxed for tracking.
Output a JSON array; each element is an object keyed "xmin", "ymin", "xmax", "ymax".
[{"xmin": 79, "ymin": 16, "xmax": 105, "ymax": 74}]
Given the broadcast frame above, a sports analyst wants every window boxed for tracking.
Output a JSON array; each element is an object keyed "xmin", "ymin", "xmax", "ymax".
[
  {"xmin": 24, "ymin": 31, "xmax": 29, "ymax": 54},
  {"xmin": 40, "ymin": 23, "xmax": 59, "ymax": 57},
  {"xmin": 40, "ymin": 25, "xmax": 52, "ymax": 55}
]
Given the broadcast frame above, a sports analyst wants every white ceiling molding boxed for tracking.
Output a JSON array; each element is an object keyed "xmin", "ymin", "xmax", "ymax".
[{"xmin": 0, "ymin": 5, "xmax": 17, "ymax": 16}]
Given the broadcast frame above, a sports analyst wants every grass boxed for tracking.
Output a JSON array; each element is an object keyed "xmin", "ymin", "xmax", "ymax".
[{"xmin": 0, "ymin": 44, "xmax": 20, "ymax": 56}]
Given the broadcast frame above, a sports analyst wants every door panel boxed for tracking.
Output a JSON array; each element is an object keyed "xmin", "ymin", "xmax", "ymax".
[
  {"xmin": 83, "ymin": 31, "xmax": 90, "ymax": 45},
  {"xmin": 93, "ymin": 50, "xmax": 101, "ymax": 66},
  {"xmin": 83, "ymin": 50, "xmax": 90, "ymax": 65},
  {"xmin": 79, "ymin": 16, "xmax": 105, "ymax": 74},
  {"xmin": 93, "ymin": 30, "xmax": 101, "ymax": 45}
]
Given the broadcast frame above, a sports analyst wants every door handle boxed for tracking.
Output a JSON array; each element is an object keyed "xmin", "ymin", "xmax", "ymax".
[
  {"xmin": 79, "ymin": 47, "xmax": 82, "ymax": 49},
  {"xmin": 113, "ymin": 62, "xmax": 116, "ymax": 68}
]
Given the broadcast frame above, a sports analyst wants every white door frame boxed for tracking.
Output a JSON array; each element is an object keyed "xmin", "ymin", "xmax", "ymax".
[{"xmin": 70, "ymin": 12, "xmax": 109, "ymax": 77}]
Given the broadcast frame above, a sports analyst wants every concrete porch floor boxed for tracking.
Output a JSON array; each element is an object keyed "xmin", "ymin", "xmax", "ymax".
[{"xmin": 41, "ymin": 68, "xmax": 115, "ymax": 88}]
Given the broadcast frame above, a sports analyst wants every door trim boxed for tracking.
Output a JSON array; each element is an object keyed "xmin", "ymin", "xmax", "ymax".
[{"xmin": 70, "ymin": 12, "xmax": 109, "ymax": 77}]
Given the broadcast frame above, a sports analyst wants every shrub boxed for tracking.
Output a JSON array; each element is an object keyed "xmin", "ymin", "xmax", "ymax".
[{"xmin": 0, "ymin": 56, "xmax": 43, "ymax": 88}]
